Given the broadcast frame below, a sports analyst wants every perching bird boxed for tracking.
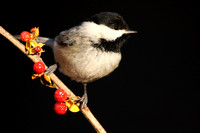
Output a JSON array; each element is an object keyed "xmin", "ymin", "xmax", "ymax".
[{"xmin": 20, "ymin": 12, "xmax": 137, "ymax": 108}]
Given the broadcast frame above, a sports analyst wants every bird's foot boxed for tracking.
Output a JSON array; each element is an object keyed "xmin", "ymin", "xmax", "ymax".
[
  {"xmin": 79, "ymin": 83, "xmax": 88, "ymax": 109},
  {"xmin": 80, "ymin": 92, "xmax": 88, "ymax": 109}
]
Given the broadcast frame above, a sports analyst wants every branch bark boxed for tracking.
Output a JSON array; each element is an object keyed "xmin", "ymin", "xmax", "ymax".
[{"xmin": 0, "ymin": 26, "xmax": 106, "ymax": 133}]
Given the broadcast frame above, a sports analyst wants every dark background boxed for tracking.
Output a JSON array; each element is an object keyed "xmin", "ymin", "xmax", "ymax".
[{"xmin": 1, "ymin": 0, "xmax": 199, "ymax": 132}]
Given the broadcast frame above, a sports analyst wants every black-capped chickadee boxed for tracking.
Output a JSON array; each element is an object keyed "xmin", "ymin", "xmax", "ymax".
[{"xmin": 21, "ymin": 12, "xmax": 137, "ymax": 108}]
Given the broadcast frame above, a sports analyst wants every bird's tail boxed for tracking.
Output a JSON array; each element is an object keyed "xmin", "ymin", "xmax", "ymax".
[
  {"xmin": 37, "ymin": 37, "xmax": 54, "ymax": 49},
  {"xmin": 14, "ymin": 35, "xmax": 55, "ymax": 49}
]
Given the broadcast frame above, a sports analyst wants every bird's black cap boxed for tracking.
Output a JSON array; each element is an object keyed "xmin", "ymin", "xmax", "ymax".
[{"xmin": 86, "ymin": 12, "xmax": 129, "ymax": 30}]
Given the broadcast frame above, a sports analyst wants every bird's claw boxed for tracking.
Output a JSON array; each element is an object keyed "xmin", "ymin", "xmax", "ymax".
[
  {"xmin": 80, "ymin": 83, "xmax": 88, "ymax": 109},
  {"xmin": 80, "ymin": 92, "xmax": 88, "ymax": 109}
]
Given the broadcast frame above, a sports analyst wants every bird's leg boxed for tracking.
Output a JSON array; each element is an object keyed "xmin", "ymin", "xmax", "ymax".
[
  {"xmin": 80, "ymin": 83, "xmax": 88, "ymax": 109},
  {"xmin": 44, "ymin": 64, "xmax": 58, "ymax": 75}
]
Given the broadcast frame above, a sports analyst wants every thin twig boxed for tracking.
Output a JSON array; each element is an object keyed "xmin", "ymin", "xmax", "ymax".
[{"xmin": 0, "ymin": 26, "xmax": 106, "ymax": 133}]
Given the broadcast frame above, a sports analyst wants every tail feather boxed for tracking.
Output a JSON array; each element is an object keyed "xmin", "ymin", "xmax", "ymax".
[
  {"xmin": 37, "ymin": 37, "xmax": 54, "ymax": 48},
  {"xmin": 14, "ymin": 35, "xmax": 54, "ymax": 49}
]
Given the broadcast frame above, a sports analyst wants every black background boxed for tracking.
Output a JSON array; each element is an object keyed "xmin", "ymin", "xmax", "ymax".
[{"xmin": 1, "ymin": 0, "xmax": 199, "ymax": 133}]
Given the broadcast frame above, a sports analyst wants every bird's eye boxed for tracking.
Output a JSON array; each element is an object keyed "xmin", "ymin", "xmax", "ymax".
[{"xmin": 114, "ymin": 26, "xmax": 119, "ymax": 30}]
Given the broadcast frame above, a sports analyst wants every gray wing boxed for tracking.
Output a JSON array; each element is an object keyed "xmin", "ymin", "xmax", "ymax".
[{"xmin": 55, "ymin": 30, "xmax": 76, "ymax": 46}]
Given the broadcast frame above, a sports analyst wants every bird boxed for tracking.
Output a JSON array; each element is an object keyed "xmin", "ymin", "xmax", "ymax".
[{"xmin": 18, "ymin": 12, "xmax": 137, "ymax": 108}]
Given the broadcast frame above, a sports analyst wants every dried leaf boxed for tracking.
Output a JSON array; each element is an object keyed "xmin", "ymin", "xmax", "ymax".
[
  {"xmin": 30, "ymin": 27, "xmax": 39, "ymax": 39},
  {"xmin": 29, "ymin": 40, "xmax": 37, "ymax": 47},
  {"xmin": 30, "ymin": 47, "xmax": 36, "ymax": 54},
  {"xmin": 65, "ymin": 100, "xmax": 80, "ymax": 113},
  {"xmin": 38, "ymin": 43, "xmax": 45, "ymax": 47},
  {"xmin": 32, "ymin": 73, "xmax": 43, "ymax": 80},
  {"xmin": 69, "ymin": 104, "xmax": 80, "ymax": 112},
  {"xmin": 43, "ymin": 74, "xmax": 52, "ymax": 84},
  {"xmin": 32, "ymin": 74, "xmax": 39, "ymax": 80},
  {"xmin": 65, "ymin": 100, "xmax": 73, "ymax": 107}
]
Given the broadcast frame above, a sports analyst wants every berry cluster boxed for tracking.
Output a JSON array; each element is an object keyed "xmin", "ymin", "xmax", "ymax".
[
  {"xmin": 54, "ymin": 89, "xmax": 80, "ymax": 115},
  {"xmin": 20, "ymin": 27, "xmax": 45, "ymax": 55},
  {"xmin": 20, "ymin": 27, "xmax": 80, "ymax": 116},
  {"xmin": 54, "ymin": 89, "xmax": 68, "ymax": 115},
  {"xmin": 32, "ymin": 62, "xmax": 80, "ymax": 114}
]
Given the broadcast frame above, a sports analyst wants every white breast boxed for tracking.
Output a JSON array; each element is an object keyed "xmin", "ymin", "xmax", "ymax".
[{"xmin": 53, "ymin": 43, "xmax": 121, "ymax": 83}]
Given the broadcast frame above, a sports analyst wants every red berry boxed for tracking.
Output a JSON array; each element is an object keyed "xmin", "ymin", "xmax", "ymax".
[
  {"xmin": 20, "ymin": 31, "xmax": 31, "ymax": 42},
  {"xmin": 54, "ymin": 89, "xmax": 68, "ymax": 102},
  {"xmin": 54, "ymin": 102, "xmax": 67, "ymax": 115},
  {"xmin": 33, "ymin": 62, "xmax": 45, "ymax": 74},
  {"xmin": 35, "ymin": 46, "xmax": 41, "ymax": 53}
]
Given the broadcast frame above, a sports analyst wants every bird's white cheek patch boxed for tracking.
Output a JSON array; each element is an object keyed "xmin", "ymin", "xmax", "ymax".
[
  {"xmin": 80, "ymin": 22, "xmax": 126, "ymax": 42},
  {"xmin": 99, "ymin": 25, "xmax": 126, "ymax": 41}
]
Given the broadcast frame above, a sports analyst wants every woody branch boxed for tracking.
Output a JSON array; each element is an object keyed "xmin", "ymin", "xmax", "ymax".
[{"xmin": 0, "ymin": 26, "xmax": 106, "ymax": 133}]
